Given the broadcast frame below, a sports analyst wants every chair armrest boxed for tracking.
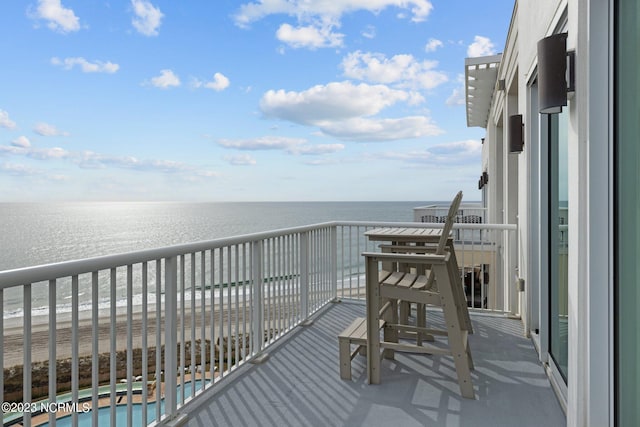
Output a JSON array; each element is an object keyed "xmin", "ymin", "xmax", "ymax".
[
  {"xmin": 379, "ymin": 244, "xmax": 440, "ymax": 253},
  {"xmin": 362, "ymin": 251, "xmax": 449, "ymax": 265}
]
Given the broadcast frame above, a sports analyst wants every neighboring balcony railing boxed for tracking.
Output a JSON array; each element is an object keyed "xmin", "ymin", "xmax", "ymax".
[
  {"xmin": 412, "ymin": 204, "xmax": 487, "ymax": 225},
  {"xmin": 0, "ymin": 221, "xmax": 517, "ymax": 427}
]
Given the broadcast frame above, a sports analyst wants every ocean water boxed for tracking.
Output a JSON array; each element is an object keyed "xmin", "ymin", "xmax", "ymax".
[
  {"xmin": 0, "ymin": 201, "xmax": 428, "ymax": 271},
  {"xmin": 0, "ymin": 201, "xmax": 429, "ymax": 320}
]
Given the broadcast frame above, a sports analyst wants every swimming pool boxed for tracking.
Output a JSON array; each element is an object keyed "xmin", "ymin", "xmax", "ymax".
[{"xmin": 40, "ymin": 380, "xmax": 209, "ymax": 427}]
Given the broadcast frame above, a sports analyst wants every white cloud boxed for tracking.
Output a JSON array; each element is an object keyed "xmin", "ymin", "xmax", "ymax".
[
  {"xmin": 217, "ymin": 136, "xmax": 344, "ymax": 155},
  {"xmin": 197, "ymin": 171, "xmax": 221, "ymax": 178},
  {"xmin": 276, "ymin": 23, "xmax": 344, "ymax": 49},
  {"xmin": 193, "ymin": 73, "xmax": 230, "ymax": 91},
  {"xmin": 208, "ymin": 73, "xmax": 230, "ymax": 91},
  {"xmin": 234, "ymin": 0, "xmax": 433, "ymax": 27},
  {"xmin": 377, "ymin": 139, "xmax": 481, "ymax": 164},
  {"xmin": 0, "ymin": 110, "xmax": 17, "ymax": 130},
  {"xmin": 429, "ymin": 139, "xmax": 481, "ymax": 157},
  {"xmin": 34, "ymin": 122, "xmax": 70, "ymax": 136},
  {"xmin": 29, "ymin": 0, "xmax": 81, "ymax": 33},
  {"xmin": 0, "ymin": 142, "xmax": 219, "ymax": 179},
  {"xmin": 319, "ymin": 116, "xmax": 442, "ymax": 141},
  {"xmin": 28, "ymin": 146, "xmax": 69, "ymax": 160},
  {"xmin": 1, "ymin": 144, "xmax": 68, "ymax": 160},
  {"xmin": 341, "ymin": 51, "xmax": 448, "ymax": 90},
  {"xmin": 260, "ymin": 81, "xmax": 411, "ymax": 125},
  {"xmin": 0, "ymin": 161, "xmax": 70, "ymax": 181},
  {"xmin": 259, "ymin": 81, "xmax": 442, "ymax": 142},
  {"xmin": 11, "ymin": 136, "xmax": 31, "ymax": 148},
  {"xmin": 0, "ymin": 162, "xmax": 39, "ymax": 176},
  {"xmin": 375, "ymin": 149, "xmax": 432, "ymax": 163},
  {"xmin": 424, "ymin": 38, "xmax": 442, "ymax": 52},
  {"xmin": 149, "ymin": 69, "xmax": 181, "ymax": 89},
  {"xmin": 289, "ymin": 143, "xmax": 344, "ymax": 155},
  {"xmin": 446, "ymin": 87, "xmax": 465, "ymax": 106},
  {"xmin": 131, "ymin": 0, "xmax": 163, "ymax": 36},
  {"xmin": 218, "ymin": 136, "xmax": 307, "ymax": 151},
  {"xmin": 234, "ymin": 1, "xmax": 432, "ymax": 50},
  {"xmin": 361, "ymin": 25, "xmax": 376, "ymax": 39},
  {"xmin": 0, "ymin": 145, "xmax": 22, "ymax": 155},
  {"xmin": 303, "ymin": 158, "xmax": 339, "ymax": 166},
  {"xmin": 224, "ymin": 154, "xmax": 257, "ymax": 166},
  {"xmin": 467, "ymin": 35, "xmax": 496, "ymax": 57},
  {"xmin": 51, "ymin": 57, "xmax": 119, "ymax": 73}
]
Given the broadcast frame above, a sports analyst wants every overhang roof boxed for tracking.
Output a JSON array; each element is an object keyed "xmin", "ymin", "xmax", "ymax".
[{"xmin": 465, "ymin": 54, "xmax": 502, "ymax": 128}]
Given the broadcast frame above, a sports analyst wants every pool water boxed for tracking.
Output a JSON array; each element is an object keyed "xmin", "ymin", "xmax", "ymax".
[{"xmin": 40, "ymin": 380, "xmax": 209, "ymax": 427}]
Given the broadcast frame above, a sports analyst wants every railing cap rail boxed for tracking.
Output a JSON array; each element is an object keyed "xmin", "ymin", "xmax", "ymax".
[{"xmin": 337, "ymin": 220, "xmax": 517, "ymax": 231}]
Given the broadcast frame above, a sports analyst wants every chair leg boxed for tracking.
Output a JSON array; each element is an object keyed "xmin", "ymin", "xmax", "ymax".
[
  {"xmin": 366, "ymin": 257, "xmax": 381, "ymax": 385},
  {"xmin": 383, "ymin": 298, "xmax": 397, "ymax": 360},
  {"xmin": 399, "ymin": 301, "xmax": 410, "ymax": 324},
  {"xmin": 434, "ymin": 263, "xmax": 475, "ymax": 399},
  {"xmin": 339, "ymin": 338, "xmax": 352, "ymax": 380},
  {"xmin": 446, "ymin": 246, "xmax": 473, "ymax": 334},
  {"xmin": 416, "ymin": 303, "xmax": 424, "ymax": 345}
]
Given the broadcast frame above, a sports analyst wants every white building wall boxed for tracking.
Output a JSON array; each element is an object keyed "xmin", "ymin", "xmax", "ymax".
[{"xmin": 477, "ymin": 0, "xmax": 613, "ymax": 425}]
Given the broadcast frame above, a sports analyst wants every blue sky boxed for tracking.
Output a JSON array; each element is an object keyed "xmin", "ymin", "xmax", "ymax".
[{"xmin": 0, "ymin": 0, "xmax": 513, "ymax": 202}]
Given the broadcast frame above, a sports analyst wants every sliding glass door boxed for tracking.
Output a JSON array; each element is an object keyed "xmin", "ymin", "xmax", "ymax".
[
  {"xmin": 549, "ymin": 109, "xmax": 569, "ymax": 382},
  {"xmin": 616, "ymin": 0, "xmax": 640, "ymax": 423}
]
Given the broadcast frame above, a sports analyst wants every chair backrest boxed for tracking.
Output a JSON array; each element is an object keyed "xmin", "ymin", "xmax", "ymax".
[
  {"xmin": 436, "ymin": 191, "xmax": 462, "ymax": 255},
  {"xmin": 424, "ymin": 191, "xmax": 462, "ymax": 290}
]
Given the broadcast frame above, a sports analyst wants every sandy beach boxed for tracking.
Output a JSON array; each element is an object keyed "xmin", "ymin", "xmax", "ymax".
[
  {"xmin": 4, "ymin": 310, "xmax": 168, "ymax": 367},
  {"xmin": 2, "ymin": 300, "xmax": 257, "ymax": 406},
  {"xmin": 3, "ymin": 297, "xmax": 258, "ymax": 367}
]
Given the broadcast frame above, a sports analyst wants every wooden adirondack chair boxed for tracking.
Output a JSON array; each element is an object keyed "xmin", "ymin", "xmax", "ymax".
[{"xmin": 366, "ymin": 191, "xmax": 475, "ymax": 398}]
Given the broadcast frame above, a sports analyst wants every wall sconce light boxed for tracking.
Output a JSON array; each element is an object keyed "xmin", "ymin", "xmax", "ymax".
[
  {"xmin": 478, "ymin": 177, "xmax": 483, "ymax": 190},
  {"xmin": 537, "ymin": 33, "xmax": 575, "ymax": 114},
  {"xmin": 481, "ymin": 137, "xmax": 485, "ymax": 145},
  {"xmin": 483, "ymin": 171, "xmax": 488, "ymax": 184},
  {"xmin": 508, "ymin": 114, "xmax": 524, "ymax": 153}
]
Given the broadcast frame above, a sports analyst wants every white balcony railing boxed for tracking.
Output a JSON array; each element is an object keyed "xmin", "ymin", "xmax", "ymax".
[{"xmin": 0, "ymin": 221, "xmax": 517, "ymax": 427}]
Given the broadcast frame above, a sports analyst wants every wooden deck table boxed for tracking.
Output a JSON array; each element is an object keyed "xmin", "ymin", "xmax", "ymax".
[{"xmin": 364, "ymin": 226, "xmax": 445, "ymax": 244}]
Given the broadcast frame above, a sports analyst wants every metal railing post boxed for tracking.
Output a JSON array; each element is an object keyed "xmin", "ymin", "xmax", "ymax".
[
  {"xmin": 0, "ymin": 289, "xmax": 4, "ymax": 410},
  {"xmin": 164, "ymin": 256, "xmax": 178, "ymax": 420},
  {"xmin": 509, "ymin": 227, "xmax": 519, "ymax": 316},
  {"xmin": 300, "ymin": 232, "xmax": 309, "ymax": 320},
  {"xmin": 251, "ymin": 241, "xmax": 264, "ymax": 354},
  {"xmin": 331, "ymin": 226, "xmax": 338, "ymax": 300},
  {"xmin": 23, "ymin": 285, "xmax": 32, "ymax": 427}
]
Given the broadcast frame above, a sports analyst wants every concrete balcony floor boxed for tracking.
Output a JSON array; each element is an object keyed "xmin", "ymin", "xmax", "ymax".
[{"xmin": 186, "ymin": 301, "xmax": 566, "ymax": 427}]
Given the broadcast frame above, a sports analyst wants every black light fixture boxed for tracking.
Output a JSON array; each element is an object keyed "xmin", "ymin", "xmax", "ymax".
[
  {"xmin": 508, "ymin": 114, "xmax": 524, "ymax": 153},
  {"xmin": 537, "ymin": 33, "xmax": 575, "ymax": 114},
  {"xmin": 483, "ymin": 171, "xmax": 488, "ymax": 184},
  {"xmin": 478, "ymin": 177, "xmax": 483, "ymax": 190}
]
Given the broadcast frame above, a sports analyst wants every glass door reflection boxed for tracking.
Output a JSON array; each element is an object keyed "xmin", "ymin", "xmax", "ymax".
[{"xmin": 549, "ymin": 109, "xmax": 569, "ymax": 381}]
